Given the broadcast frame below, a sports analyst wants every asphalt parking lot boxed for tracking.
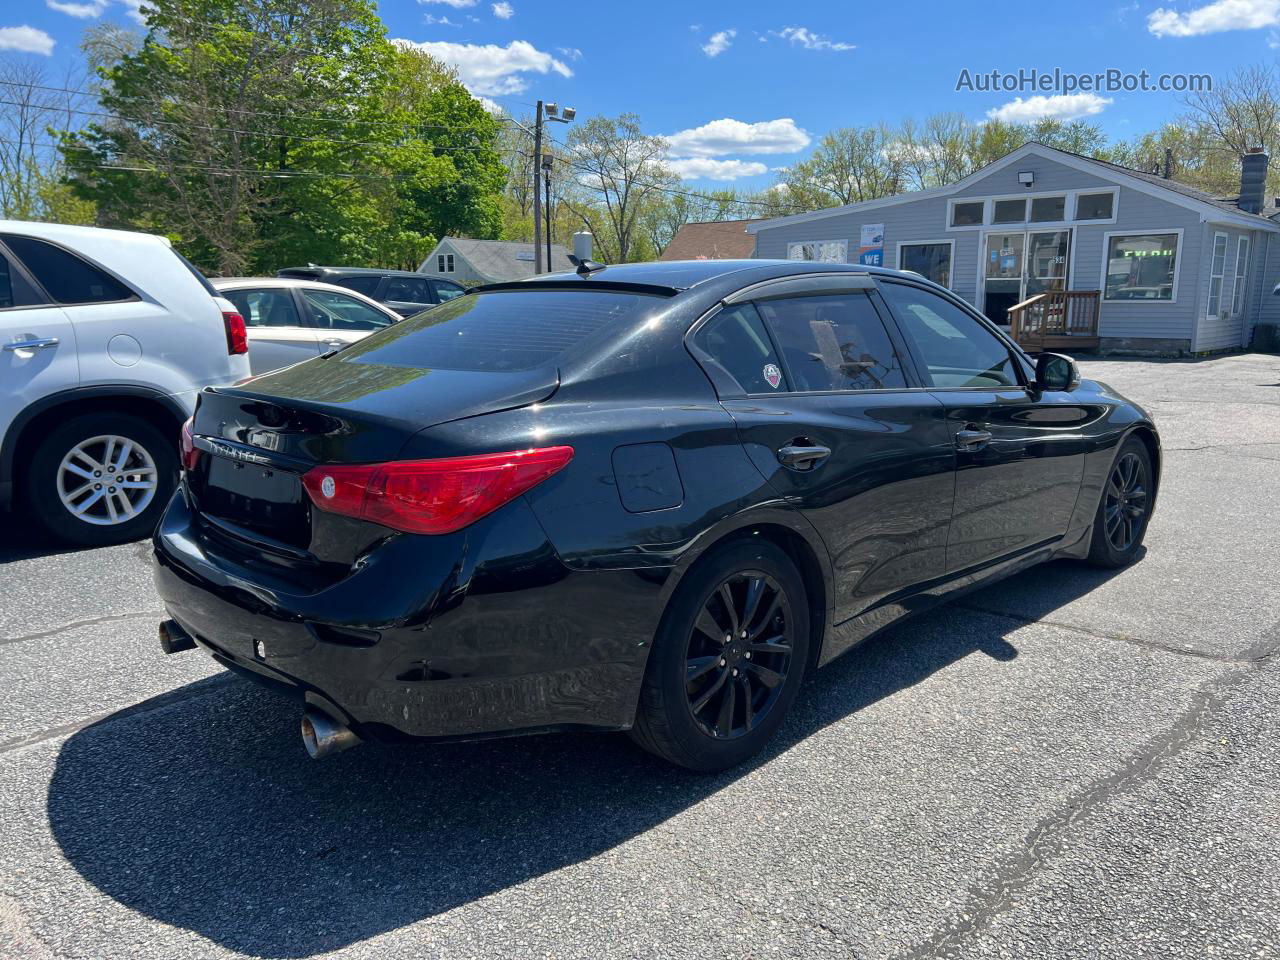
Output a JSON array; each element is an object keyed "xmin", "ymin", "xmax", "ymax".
[{"xmin": 1, "ymin": 353, "xmax": 1278, "ymax": 960}]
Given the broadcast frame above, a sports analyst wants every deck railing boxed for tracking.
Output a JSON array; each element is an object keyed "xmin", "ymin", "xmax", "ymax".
[{"xmin": 1008, "ymin": 290, "xmax": 1100, "ymax": 348}]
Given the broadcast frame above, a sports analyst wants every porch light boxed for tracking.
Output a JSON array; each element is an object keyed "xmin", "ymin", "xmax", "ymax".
[{"xmin": 1018, "ymin": 171, "xmax": 1035, "ymax": 187}]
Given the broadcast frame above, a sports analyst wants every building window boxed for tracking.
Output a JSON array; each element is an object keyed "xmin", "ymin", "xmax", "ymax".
[
  {"xmin": 898, "ymin": 242, "xmax": 953, "ymax": 288},
  {"xmin": 1104, "ymin": 233, "xmax": 1179, "ymax": 301},
  {"xmin": 1207, "ymin": 233, "xmax": 1228, "ymax": 317},
  {"xmin": 1029, "ymin": 196, "xmax": 1066, "ymax": 222},
  {"xmin": 436, "ymin": 254, "xmax": 455, "ymax": 273},
  {"xmin": 1232, "ymin": 237, "xmax": 1250, "ymax": 316},
  {"xmin": 787, "ymin": 240, "xmax": 847, "ymax": 263},
  {"xmin": 992, "ymin": 199, "xmax": 1026, "ymax": 224},
  {"xmin": 1075, "ymin": 192, "xmax": 1115, "ymax": 221},
  {"xmin": 950, "ymin": 202, "xmax": 984, "ymax": 227}
]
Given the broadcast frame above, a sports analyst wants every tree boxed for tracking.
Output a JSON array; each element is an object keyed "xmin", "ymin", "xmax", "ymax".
[
  {"xmin": 0, "ymin": 57, "xmax": 91, "ymax": 222},
  {"xmin": 1179, "ymin": 64, "xmax": 1280, "ymax": 197},
  {"xmin": 777, "ymin": 124, "xmax": 902, "ymax": 209},
  {"xmin": 563, "ymin": 113, "xmax": 675, "ymax": 263}
]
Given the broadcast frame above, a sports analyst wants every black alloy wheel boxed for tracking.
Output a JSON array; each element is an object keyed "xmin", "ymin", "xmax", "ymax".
[
  {"xmin": 1104, "ymin": 450, "xmax": 1149, "ymax": 552},
  {"xmin": 630, "ymin": 540, "xmax": 810, "ymax": 771},
  {"xmin": 684, "ymin": 572, "xmax": 794, "ymax": 740}
]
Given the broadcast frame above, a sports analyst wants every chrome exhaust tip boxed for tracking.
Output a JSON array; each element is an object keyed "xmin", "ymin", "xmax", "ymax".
[{"xmin": 300, "ymin": 708, "xmax": 361, "ymax": 760}]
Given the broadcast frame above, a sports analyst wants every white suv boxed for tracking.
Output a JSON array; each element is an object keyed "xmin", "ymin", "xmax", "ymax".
[{"xmin": 0, "ymin": 221, "xmax": 250, "ymax": 545}]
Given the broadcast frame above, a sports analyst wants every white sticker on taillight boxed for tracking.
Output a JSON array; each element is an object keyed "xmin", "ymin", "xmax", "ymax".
[{"xmin": 320, "ymin": 476, "xmax": 336, "ymax": 498}]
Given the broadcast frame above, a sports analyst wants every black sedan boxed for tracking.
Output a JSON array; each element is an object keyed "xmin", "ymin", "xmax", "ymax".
[{"xmin": 153, "ymin": 260, "xmax": 1159, "ymax": 771}]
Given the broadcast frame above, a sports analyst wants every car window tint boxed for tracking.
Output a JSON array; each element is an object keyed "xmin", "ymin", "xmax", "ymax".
[
  {"xmin": 345, "ymin": 289, "xmax": 659, "ymax": 373},
  {"xmin": 756, "ymin": 293, "xmax": 907, "ymax": 392},
  {"xmin": 0, "ymin": 251, "xmax": 16, "ymax": 308},
  {"xmin": 695, "ymin": 304, "xmax": 785, "ymax": 393},
  {"xmin": 384, "ymin": 276, "xmax": 430, "ymax": 302},
  {"xmin": 432, "ymin": 280, "xmax": 465, "ymax": 302},
  {"xmin": 225, "ymin": 289, "xmax": 301, "ymax": 328},
  {"xmin": 334, "ymin": 275, "xmax": 380, "ymax": 296},
  {"xmin": 3, "ymin": 235, "xmax": 133, "ymax": 305},
  {"xmin": 302, "ymin": 289, "xmax": 395, "ymax": 331},
  {"xmin": 880, "ymin": 282, "xmax": 1019, "ymax": 388}
]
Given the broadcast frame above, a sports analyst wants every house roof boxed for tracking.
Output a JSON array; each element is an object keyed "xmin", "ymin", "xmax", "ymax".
[
  {"xmin": 428, "ymin": 237, "xmax": 576, "ymax": 282},
  {"xmin": 748, "ymin": 141, "xmax": 1280, "ymax": 235},
  {"xmin": 658, "ymin": 219, "xmax": 763, "ymax": 261}
]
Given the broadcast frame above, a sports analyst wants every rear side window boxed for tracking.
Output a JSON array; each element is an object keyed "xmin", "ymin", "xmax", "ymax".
[
  {"xmin": 345, "ymin": 289, "xmax": 660, "ymax": 372},
  {"xmin": 880, "ymin": 282, "xmax": 1020, "ymax": 388},
  {"xmin": 4, "ymin": 236, "xmax": 134, "ymax": 305},
  {"xmin": 384, "ymin": 276, "xmax": 431, "ymax": 303},
  {"xmin": 756, "ymin": 293, "xmax": 907, "ymax": 392},
  {"xmin": 225, "ymin": 288, "xmax": 301, "ymax": 328},
  {"xmin": 335, "ymin": 275, "xmax": 380, "ymax": 296},
  {"xmin": 695, "ymin": 304, "xmax": 784, "ymax": 393},
  {"xmin": 171, "ymin": 248, "xmax": 218, "ymax": 296}
]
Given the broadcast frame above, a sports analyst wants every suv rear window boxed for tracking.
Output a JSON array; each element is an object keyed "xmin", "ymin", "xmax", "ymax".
[
  {"xmin": 4, "ymin": 235, "xmax": 134, "ymax": 304},
  {"xmin": 334, "ymin": 275, "xmax": 380, "ymax": 296},
  {"xmin": 343, "ymin": 289, "xmax": 661, "ymax": 373}
]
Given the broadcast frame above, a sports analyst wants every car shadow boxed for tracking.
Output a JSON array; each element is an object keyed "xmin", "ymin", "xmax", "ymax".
[{"xmin": 45, "ymin": 560, "xmax": 1129, "ymax": 958}]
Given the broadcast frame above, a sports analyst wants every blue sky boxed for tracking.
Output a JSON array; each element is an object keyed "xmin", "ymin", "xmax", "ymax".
[{"xmin": 4, "ymin": 0, "xmax": 1279, "ymax": 191}]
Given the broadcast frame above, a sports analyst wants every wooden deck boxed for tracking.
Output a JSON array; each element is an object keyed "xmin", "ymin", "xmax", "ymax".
[{"xmin": 1008, "ymin": 290, "xmax": 1100, "ymax": 352}]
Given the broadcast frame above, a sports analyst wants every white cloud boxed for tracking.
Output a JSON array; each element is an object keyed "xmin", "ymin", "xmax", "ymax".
[
  {"xmin": 665, "ymin": 117, "xmax": 811, "ymax": 157},
  {"xmin": 417, "ymin": 0, "xmax": 479, "ymax": 6},
  {"xmin": 425, "ymin": 14, "xmax": 461, "ymax": 25},
  {"xmin": 701, "ymin": 28, "xmax": 735, "ymax": 57},
  {"xmin": 986, "ymin": 93, "xmax": 1112, "ymax": 123},
  {"xmin": 392, "ymin": 38, "xmax": 572, "ymax": 96},
  {"xmin": 0, "ymin": 26, "xmax": 55, "ymax": 55},
  {"xmin": 119, "ymin": 0, "xmax": 148, "ymax": 24},
  {"xmin": 46, "ymin": 0, "xmax": 108, "ymax": 17},
  {"xmin": 492, "ymin": 1, "xmax": 514, "ymax": 18},
  {"xmin": 1148, "ymin": 0, "xmax": 1280, "ymax": 36},
  {"xmin": 667, "ymin": 157, "xmax": 768, "ymax": 181},
  {"xmin": 557, "ymin": 46, "xmax": 582, "ymax": 60},
  {"xmin": 772, "ymin": 26, "xmax": 855, "ymax": 51}
]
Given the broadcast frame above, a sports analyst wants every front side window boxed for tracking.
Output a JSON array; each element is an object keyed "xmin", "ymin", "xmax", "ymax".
[
  {"xmin": 951, "ymin": 202, "xmax": 984, "ymax": 227},
  {"xmin": 695, "ymin": 304, "xmax": 785, "ymax": 394},
  {"xmin": 385, "ymin": 277, "xmax": 430, "ymax": 303},
  {"xmin": 756, "ymin": 293, "xmax": 907, "ymax": 392},
  {"xmin": 1104, "ymin": 233, "xmax": 1178, "ymax": 301},
  {"xmin": 1029, "ymin": 196, "xmax": 1066, "ymax": 222},
  {"xmin": 880, "ymin": 282, "xmax": 1019, "ymax": 388},
  {"xmin": 302, "ymin": 289, "xmax": 396, "ymax": 331},
  {"xmin": 787, "ymin": 240, "xmax": 848, "ymax": 263},
  {"xmin": 432, "ymin": 280, "xmax": 465, "ymax": 302},
  {"xmin": 1075, "ymin": 192, "xmax": 1114, "ymax": 220},
  {"xmin": 899, "ymin": 242, "xmax": 952, "ymax": 288},
  {"xmin": 225, "ymin": 288, "xmax": 301, "ymax": 328},
  {"xmin": 3, "ymin": 235, "xmax": 133, "ymax": 305}
]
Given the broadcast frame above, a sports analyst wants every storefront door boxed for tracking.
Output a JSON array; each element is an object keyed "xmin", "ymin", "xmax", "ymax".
[{"xmin": 982, "ymin": 230, "xmax": 1070, "ymax": 326}]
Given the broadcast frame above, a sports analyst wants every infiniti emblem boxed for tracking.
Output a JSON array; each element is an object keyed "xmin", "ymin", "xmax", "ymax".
[{"xmin": 321, "ymin": 476, "xmax": 336, "ymax": 498}]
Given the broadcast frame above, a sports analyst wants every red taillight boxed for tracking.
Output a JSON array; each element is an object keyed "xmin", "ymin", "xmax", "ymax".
[
  {"xmin": 301, "ymin": 446, "xmax": 574, "ymax": 535},
  {"xmin": 180, "ymin": 417, "xmax": 200, "ymax": 471},
  {"xmin": 222, "ymin": 309, "xmax": 248, "ymax": 355}
]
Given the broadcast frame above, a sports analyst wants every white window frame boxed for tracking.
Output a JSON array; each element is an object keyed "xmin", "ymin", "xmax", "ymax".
[
  {"xmin": 1231, "ymin": 236, "xmax": 1250, "ymax": 317},
  {"xmin": 1099, "ymin": 228, "xmax": 1184, "ymax": 305},
  {"xmin": 896, "ymin": 239, "xmax": 956, "ymax": 289},
  {"xmin": 947, "ymin": 187, "xmax": 1120, "ymax": 232},
  {"xmin": 1207, "ymin": 231, "xmax": 1228, "ymax": 318},
  {"xmin": 787, "ymin": 240, "xmax": 848, "ymax": 263}
]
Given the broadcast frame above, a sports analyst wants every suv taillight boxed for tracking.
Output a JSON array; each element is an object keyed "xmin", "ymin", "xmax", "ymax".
[
  {"xmin": 180, "ymin": 417, "xmax": 200, "ymax": 471},
  {"xmin": 301, "ymin": 446, "xmax": 573, "ymax": 535},
  {"xmin": 222, "ymin": 309, "xmax": 248, "ymax": 355}
]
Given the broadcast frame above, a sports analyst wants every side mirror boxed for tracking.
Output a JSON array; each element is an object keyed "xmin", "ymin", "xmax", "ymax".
[{"xmin": 1034, "ymin": 352, "xmax": 1080, "ymax": 392}]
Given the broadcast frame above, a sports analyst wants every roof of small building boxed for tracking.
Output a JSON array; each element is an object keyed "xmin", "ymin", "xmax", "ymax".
[
  {"xmin": 428, "ymin": 237, "xmax": 576, "ymax": 281},
  {"xmin": 658, "ymin": 219, "xmax": 763, "ymax": 261}
]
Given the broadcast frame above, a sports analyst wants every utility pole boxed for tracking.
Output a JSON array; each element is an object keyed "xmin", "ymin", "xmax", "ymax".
[
  {"xmin": 532, "ymin": 100, "xmax": 544, "ymax": 275},
  {"xmin": 543, "ymin": 156, "xmax": 554, "ymax": 271}
]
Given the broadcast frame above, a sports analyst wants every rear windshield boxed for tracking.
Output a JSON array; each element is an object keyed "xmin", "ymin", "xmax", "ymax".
[{"xmin": 340, "ymin": 288, "xmax": 662, "ymax": 372}]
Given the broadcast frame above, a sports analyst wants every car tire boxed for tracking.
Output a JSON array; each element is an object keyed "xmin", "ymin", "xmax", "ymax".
[
  {"xmin": 630, "ymin": 540, "xmax": 810, "ymax": 772},
  {"xmin": 1086, "ymin": 435, "xmax": 1154, "ymax": 569},
  {"xmin": 26, "ymin": 412, "xmax": 178, "ymax": 547}
]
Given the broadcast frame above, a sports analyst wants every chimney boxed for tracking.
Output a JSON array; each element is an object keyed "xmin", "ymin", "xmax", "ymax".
[
  {"xmin": 572, "ymin": 229, "xmax": 593, "ymax": 263},
  {"xmin": 1239, "ymin": 147, "xmax": 1268, "ymax": 214}
]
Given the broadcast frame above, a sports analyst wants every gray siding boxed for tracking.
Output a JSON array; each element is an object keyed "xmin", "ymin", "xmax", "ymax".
[
  {"xmin": 421, "ymin": 239, "xmax": 488, "ymax": 287},
  {"xmin": 1195, "ymin": 225, "xmax": 1256, "ymax": 352},
  {"xmin": 950, "ymin": 155, "xmax": 1112, "ymax": 197},
  {"xmin": 1251, "ymin": 232, "xmax": 1280, "ymax": 339}
]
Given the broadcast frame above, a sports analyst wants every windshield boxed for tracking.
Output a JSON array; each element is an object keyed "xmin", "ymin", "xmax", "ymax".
[{"xmin": 340, "ymin": 288, "xmax": 663, "ymax": 373}]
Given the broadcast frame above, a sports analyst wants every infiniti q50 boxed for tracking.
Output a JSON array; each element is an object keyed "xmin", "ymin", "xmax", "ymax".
[{"xmin": 153, "ymin": 260, "xmax": 1159, "ymax": 771}]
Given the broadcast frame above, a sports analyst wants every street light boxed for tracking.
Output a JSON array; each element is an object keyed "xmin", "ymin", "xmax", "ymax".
[{"xmin": 532, "ymin": 100, "xmax": 575, "ymax": 274}]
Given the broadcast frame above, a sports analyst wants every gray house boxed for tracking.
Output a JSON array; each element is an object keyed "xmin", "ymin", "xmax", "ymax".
[
  {"xmin": 419, "ymin": 237, "xmax": 575, "ymax": 286},
  {"xmin": 749, "ymin": 142, "xmax": 1277, "ymax": 354}
]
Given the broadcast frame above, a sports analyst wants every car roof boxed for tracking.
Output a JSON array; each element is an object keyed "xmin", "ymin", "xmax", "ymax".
[
  {"xmin": 523, "ymin": 259, "xmax": 922, "ymax": 291},
  {"xmin": 0, "ymin": 219, "xmax": 170, "ymax": 248},
  {"xmin": 276, "ymin": 265, "xmax": 429, "ymax": 278}
]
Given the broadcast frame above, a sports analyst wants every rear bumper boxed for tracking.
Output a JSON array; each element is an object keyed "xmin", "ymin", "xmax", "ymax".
[{"xmin": 153, "ymin": 489, "xmax": 666, "ymax": 741}]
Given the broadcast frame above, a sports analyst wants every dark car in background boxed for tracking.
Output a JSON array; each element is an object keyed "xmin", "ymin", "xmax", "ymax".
[
  {"xmin": 276, "ymin": 265, "xmax": 465, "ymax": 316},
  {"xmin": 154, "ymin": 260, "xmax": 1160, "ymax": 771}
]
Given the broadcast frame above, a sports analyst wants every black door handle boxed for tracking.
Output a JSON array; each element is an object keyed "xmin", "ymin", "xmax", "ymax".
[
  {"xmin": 955, "ymin": 428, "xmax": 992, "ymax": 450},
  {"xmin": 777, "ymin": 443, "xmax": 832, "ymax": 469}
]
